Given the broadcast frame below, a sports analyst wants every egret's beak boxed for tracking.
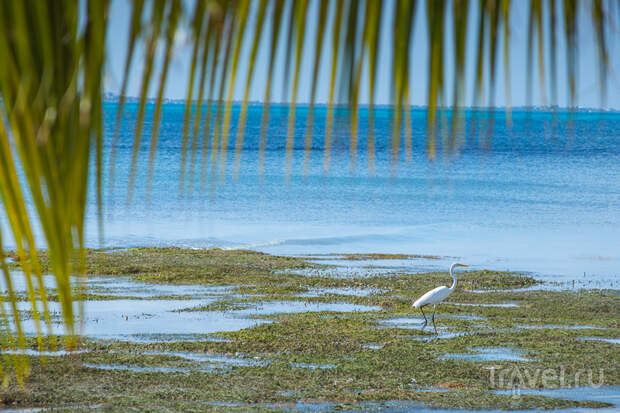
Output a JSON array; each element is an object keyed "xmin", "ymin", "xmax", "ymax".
[{"xmin": 457, "ymin": 264, "xmax": 468, "ymax": 267}]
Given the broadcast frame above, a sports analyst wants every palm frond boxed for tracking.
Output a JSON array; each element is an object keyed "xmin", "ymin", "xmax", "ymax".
[{"xmin": 0, "ymin": 0, "xmax": 109, "ymax": 382}]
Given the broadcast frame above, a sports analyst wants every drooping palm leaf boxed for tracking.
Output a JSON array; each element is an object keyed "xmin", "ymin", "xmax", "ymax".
[
  {"xmin": 303, "ymin": 0, "xmax": 329, "ymax": 175},
  {"xmin": 323, "ymin": 0, "xmax": 346, "ymax": 173},
  {"xmin": 0, "ymin": 0, "xmax": 109, "ymax": 382},
  {"xmin": 179, "ymin": 0, "xmax": 207, "ymax": 195},
  {"xmin": 234, "ymin": 0, "xmax": 269, "ymax": 178}
]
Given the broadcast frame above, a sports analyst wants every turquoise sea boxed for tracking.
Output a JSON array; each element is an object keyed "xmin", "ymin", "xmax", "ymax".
[{"xmin": 11, "ymin": 103, "xmax": 620, "ymax": 284}]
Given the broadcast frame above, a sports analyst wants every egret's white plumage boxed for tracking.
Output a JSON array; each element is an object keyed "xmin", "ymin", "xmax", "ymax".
[
  {"xmin": 412, "ymin": 285, "xmax": 453, "ymax": 308},
  {"xmin": 412, "ymin": 263, "xmax": 468, "ymax": 333}
]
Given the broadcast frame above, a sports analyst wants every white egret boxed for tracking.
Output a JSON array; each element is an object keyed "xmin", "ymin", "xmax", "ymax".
[{"xmin": 412, "ymin": 263, "xmax": 468, "ymax": 333}]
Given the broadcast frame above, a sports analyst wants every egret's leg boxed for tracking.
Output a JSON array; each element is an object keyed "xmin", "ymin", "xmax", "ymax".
[
  {"xmin": 420, "ymin": 306, "xmax": 428, "ymax": 329},
  {"xmin": 431, "ymin": 305, "xmax": 437, "ymax": 334}
]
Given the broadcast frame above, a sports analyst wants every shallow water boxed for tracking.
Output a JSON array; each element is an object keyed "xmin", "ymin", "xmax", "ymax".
[
  {"xmin": 139, "ymin": 350, "xmax": 267, "ymax": 367},
  {"xmin": 16, "ymin": 292, "xmax": 380, "ymax": 341},
  {"xmin": 284, "ymin": 263, "xmax": 402, "ymax": 279},
  {"xmin": 405, "ymin": 331, "xmax": 471, "ymax": 341},
  {"xmin": 290, "ymin": 362, "xmax": 336, "ymax": 370},
  {"xmin": 468, "ymin": 284, "xmax": 568, "ymax": 293},
  {"xmin": 84, "ymin": 351, "xmax": 265, "ymax": 374},
  {"xmin": 379, "ymin": 316, "xmax": 483, "ymax": 340},
  {"xmin": 286, "ymin": 257, "xmax": 620, "ymax": 293},
  {"xmin": 85, "ymin": 277, "xmax": 234, "ymax": 298},
  {"xmin": 1, "ymin": 272, "xmax": 233, "ymax": 299},
  {"xmin": 441, "ymin": 347, "xmax": 533, "ymax": 362},
  {"xmin": 516, "ymin": 324, "xmax": 608, "ymax": 331},
  {"xmin": 410, "ymin": 386, "xmax": 452, "ymax": 393},
  {"xmin": 3, "ymin": 349, "xmax": 87, "ymax": 357},
  {"xmin": 578, "ymin": 337, "xmax": 620, "ymax": 345},
  {"xmin": 111, "ymin": 334, "xmax": 233, "ymax": 343},
  {"xmin": 235, "ymin": 300, "xmax": 381, "ymax": 317},
  {"xmin": 202, "ymin": 397, "xmax": 620, "ymax": 413},
  {"xmin": 297, "ymin": 286, "xmax": 386, "ymax": 297},
  {"xmin": 448, "ymin": 302, "xmax": 520, "ymax": 308},
  {"xmin": 492, "ymin": 386, "xmax": 620, "ymax": 407},
  {"xmin": 380, "ymin": 314, "xmax": 486, "ymax": 330}
]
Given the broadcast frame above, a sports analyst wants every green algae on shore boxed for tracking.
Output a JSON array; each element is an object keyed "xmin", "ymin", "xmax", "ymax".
[{"xmin": 3, "ymin": 248, "xmax": 619, "ymax": 412}]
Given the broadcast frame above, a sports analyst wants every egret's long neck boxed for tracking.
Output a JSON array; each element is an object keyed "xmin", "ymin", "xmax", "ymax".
[{"xmin": 449, "ymin": 265, "xmax": 458, "ymax": 290}]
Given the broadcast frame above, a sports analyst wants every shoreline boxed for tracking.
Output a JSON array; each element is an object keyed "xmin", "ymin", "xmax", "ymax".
[{"xmin": 2, "ymin": 247, "xmax": 619, "ymax": 411}]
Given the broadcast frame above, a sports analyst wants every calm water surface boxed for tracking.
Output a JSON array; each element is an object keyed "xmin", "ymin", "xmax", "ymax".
[{"xmin": 5, "ymin": 104, "xmax": 620, "ymax": 283}]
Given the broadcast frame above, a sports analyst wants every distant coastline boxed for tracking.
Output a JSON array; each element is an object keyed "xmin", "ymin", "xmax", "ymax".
[{"xmin": 102, "ymin": 93, "xmax": 619, "ymax": 113}]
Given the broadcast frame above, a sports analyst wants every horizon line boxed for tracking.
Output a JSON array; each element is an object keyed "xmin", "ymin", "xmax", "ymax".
[{"xmin": 102, "ymin": 93, "xmax": 620, "ymax": 113}]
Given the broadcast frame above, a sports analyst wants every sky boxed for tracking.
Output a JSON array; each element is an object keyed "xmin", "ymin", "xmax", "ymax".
[{"xmin": 104, "ymin": 0, "xmax": 620, "ymax": 110}]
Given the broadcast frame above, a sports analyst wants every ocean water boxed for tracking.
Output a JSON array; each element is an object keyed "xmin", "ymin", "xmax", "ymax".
[{"xmin": 7, "ymin": 103, "xmax": 620, "ymax": 283}]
